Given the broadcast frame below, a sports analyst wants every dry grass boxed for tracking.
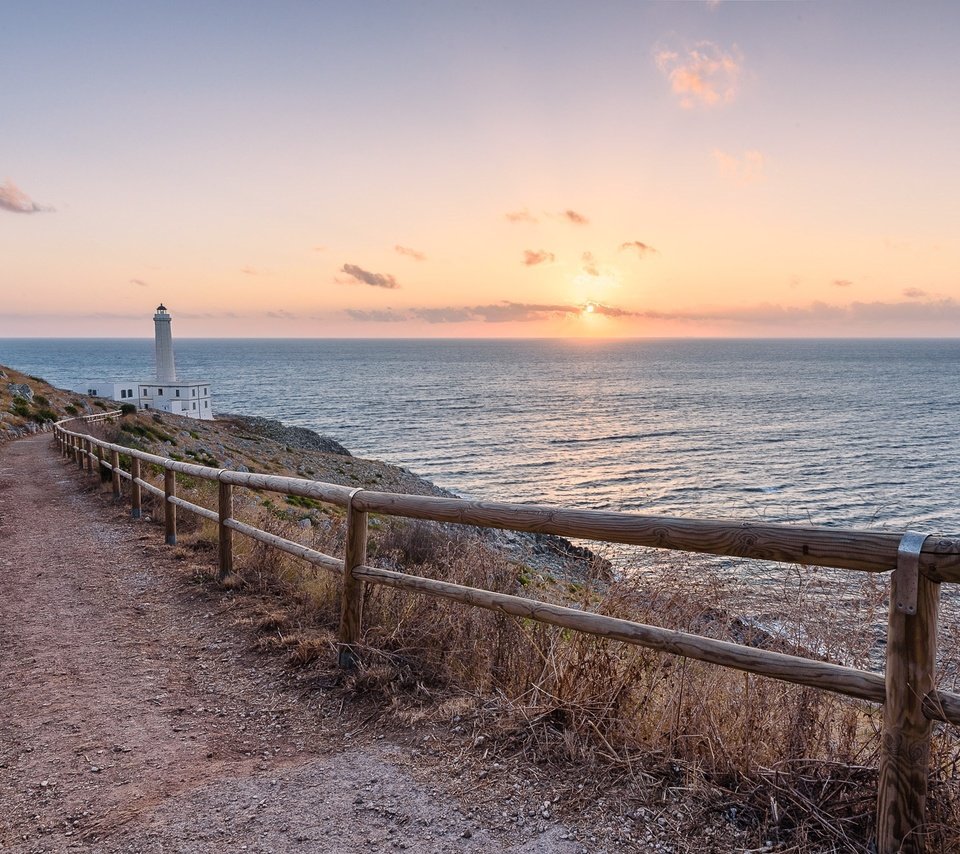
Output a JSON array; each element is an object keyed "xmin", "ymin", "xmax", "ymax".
[{"xmin": 82, "ymin": 416, "xmax": 960, "ymax": 851}]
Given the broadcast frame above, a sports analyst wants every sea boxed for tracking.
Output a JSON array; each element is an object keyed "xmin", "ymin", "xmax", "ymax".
[{"xmin": 2, "ymin": 337, "xmax": 958, "ymax": 536}]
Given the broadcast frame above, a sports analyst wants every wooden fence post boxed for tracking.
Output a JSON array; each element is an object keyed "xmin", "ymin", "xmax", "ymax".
[
  {"xmin": 338, "ymin": 492, "xmax": 368, "ymax": 669},
  {"xmin": 85, "ymin": 439, "xmax": 94, "ymax": 472},
  {"xmin": 95, "ymin": 443, "xmax": 104, "ymax": 480},
  {"xmin": 218, "ymin": 480, "xmax": 233, "ymax": 581},
  {"xmin": 111, "ymin": 449, "xmax": 121, "ymax": 499},
  {"xmin": 75, "ymin": 437, "xmax": 83, "ymax": 467},
  {"xmin": 877, "ymin": 536, "xmax": 940, "ymax": 854},
  {"xmin": 164, "ymin": 468, "xmax": 177, "ymax": 545},
  {"xmin": 130, "ymin": 457, "xmax": 142, "ymax": 518}
]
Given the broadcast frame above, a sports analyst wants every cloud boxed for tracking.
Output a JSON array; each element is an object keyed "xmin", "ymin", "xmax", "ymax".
[
  {"xmin": 581, "ymin": 252, "xmax": 599, "ymax": 276},
  {"xmin": 266, "ymin": 309, "xmax": 297, "ymax": 320},
  {"xmin": 561, "ymin": 209, "xmax": 589, "ymax": 225},
  {"xmin": 340, "ymin": 263, "xmax": 399, "ymax": 289},
  {"xmin": 344, "ymin": 301, "xmax": 630, "ymax": 324},
  {"xmin": 394, "ymin": 245, "xmax": 426, "ymax": 261},
  {"xmin": 832, "ymin": 279, "xmax": 853, "ymax": 288},
  {"xmin": 619, "ymin": 241, "xmax": 658, "ymax": 258},
  {"xmin": 345, "ymin": 308, "xmax": 408, "ymax": 322},
  {"xmin": 241, "ymin": 266, "xmax": 258, "ymax": 275},
  {"xmin": 523, "ymin": 249, "xmax": 555, "ymax": 266},
  {"xmin": 655, "ymin": 41, "xmax": 743, "ymax": 108},
  {"xmin": 344, "ymin": 297, "xmax": 960, "ymax": 331},
  {"xmin": 130, "ymin": 278, "xmax": 148, "ymax": 287},
  {"xmin": 505, "ymin": 209, "xmax": 538, "ymax": 224},
  {"xmin": 312, "ymin": 245, "xmax": 326, "ymax": 252},
  {"xmin": 0, "ymin": 179, "xmax": 54, "ymax": 214},
  {"xmin": 903, "ymin": 287, "xmax": 927, "ymax": 299},
  {"xmin": 712, "ymin": 149, "xmax": 765, "ymax": 183}
]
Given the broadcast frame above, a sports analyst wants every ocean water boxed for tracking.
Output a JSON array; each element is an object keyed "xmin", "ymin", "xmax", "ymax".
[{"xmin": 2, "ymin": 337, "xmax": 959, "ymax": 535}]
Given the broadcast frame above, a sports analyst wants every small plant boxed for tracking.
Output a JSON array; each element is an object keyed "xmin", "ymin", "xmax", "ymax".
[
  {"xmin": 64, "ymin": 404, "xmax": 78, "ymax": 416},
  {"xmin": 31, "ymin": 407, "xmax": 57, "ymax": 423},
  {"xmin": 33, "ymin": 394, "xmax": 50, "ymax": 407},
  {"xmin": 120, "ymin": 403, "xmax": 137, "ymax": 415}
]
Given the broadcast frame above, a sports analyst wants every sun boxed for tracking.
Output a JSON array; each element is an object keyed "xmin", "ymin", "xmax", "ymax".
[{"xmin": 583, "ymin": 302, "xmax": 596, "ymax": 314}]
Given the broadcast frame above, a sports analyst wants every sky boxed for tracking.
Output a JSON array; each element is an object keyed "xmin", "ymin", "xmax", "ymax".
[{"xmin": 1, "ymin": 1, "xmax": 959, "ymax": 338}]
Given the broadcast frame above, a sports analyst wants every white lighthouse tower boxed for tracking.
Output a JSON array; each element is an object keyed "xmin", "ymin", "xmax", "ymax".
[
  {"xmin": 77, "ymin": 304, "xmax": 214, "ymax": 420},
  {"xmin": 154, "ymin": 304, "xmax": 177, "ymax": 383}
]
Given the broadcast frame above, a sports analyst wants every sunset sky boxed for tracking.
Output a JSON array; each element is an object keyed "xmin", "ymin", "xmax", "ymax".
[{"xmin": 2, "ymin": 1, "xmax": 958, "ymax": 338}]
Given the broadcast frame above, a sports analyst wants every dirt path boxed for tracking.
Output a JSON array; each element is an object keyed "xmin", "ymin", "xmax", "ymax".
[{"xmin": 0, "ymin": 435, "xmax": 585, "ymax": 853}]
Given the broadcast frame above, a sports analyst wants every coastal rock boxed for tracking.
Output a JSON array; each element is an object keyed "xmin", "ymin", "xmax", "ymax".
[
  {"xmin": 7, "ymin": 383, "xmax": 33, "ymax": 402},
  {"xmin": 221, "ymin": 414, "xmax": 351, "ymax": 457}
]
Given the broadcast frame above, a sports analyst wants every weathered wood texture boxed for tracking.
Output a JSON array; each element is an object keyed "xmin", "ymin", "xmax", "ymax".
[
  {"xmin": 218, "ymin": 481, "xmax": 233, "ymax": 580},
  {"xmin": 163, "ymin": 469, "xmax": 177, "ymax": 545},
  {"xmin": 130, "ymin": 457, "xmax": 142, "ymax": 518},
  {"xmin": 110, "ymin": 449, "xmax": 121, "ymax": 498},
  {"xmin": 338, "ymin": 498, "xmax": 368, "ymax": 669},
  {"xmin": 877, "ymin": 573, "xmax": 940, "ymax": 853},
  {"xmin": 352, "ymin": 491, "xmax": 960, "ymax": 583}
]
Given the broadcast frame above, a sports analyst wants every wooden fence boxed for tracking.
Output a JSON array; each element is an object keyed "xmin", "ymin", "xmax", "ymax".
[{"xmin": 53, "ymin": 413, "xmax": 960, "ymax": 853}]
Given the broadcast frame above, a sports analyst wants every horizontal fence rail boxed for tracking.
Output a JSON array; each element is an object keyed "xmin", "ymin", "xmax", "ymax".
[{"xmin": 52, "ymin": 413, "xmax": 959, "ymax": 854}]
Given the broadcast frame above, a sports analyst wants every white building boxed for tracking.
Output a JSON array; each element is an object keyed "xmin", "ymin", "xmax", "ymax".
[{"xmin": 80, "ymin": 305, "xmax": 214, "ymax": 420}]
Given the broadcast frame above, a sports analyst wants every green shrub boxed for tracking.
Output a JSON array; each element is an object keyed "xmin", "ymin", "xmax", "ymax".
[
  {"xmin": 33, "ymin": 394, "xmax": 49, "ymax": 407},
  {"xmin": 31, "ymin": 407, "xmax": 57, "ymax": 423},
  {"xmin": 120, "ymin": 403, "xmax": 137, "ymax": 415},
  {"xmin": 64, "ymin": 404, "xmax": 79, "ymax": 416}
]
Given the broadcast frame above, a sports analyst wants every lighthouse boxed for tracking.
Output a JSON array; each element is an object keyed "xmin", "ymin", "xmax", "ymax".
[
  {"xmin": 77, "ymin": 305, "xmax": 214, "ymax": 420},
  {"xmin": 154, "ymin": 304, "xmax": 177, "ymax": 382}
]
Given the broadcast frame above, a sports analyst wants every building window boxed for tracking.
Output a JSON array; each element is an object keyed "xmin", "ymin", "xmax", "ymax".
[
  {"xmin": 87, "ymin": 388, "xmax": 97, "ymax": 396},
  {"xmin": 127, "ymin": 389, "xmax": 133, "ymax": 397},
  {"xmin": 192, "ymin": 388, "xmax": 196, "ymax": 396},
  {"xmin": 158, "ymin": 388, "xmax": 163, "ymax": 395},
  {"xmin": 204, "ymin": 401, "xmax": 208, "ymax": 408},
  {"xmin": 120, "ymin": 389, "xmax": 126, "ymax": 399},
  {"xmin": 175, "ymin": 389, "xmax": 180, "ymax": 397},
  {"xmin": 142, "ymin": 388, "xmax": 147, "ymax": 396},
  {"xmin": 192, "ymin": 402, "xmax": 196, "ymax": 409}
]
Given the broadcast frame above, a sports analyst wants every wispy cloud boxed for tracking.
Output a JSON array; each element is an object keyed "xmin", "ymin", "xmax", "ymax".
[
  {"xmin": 581, "ymin": 252, "xmax": 599, "ymax": 276},
  {"xmin": 619, "ymin": 241, "xmax": 658, "ymax": 258},
  {"xmin": 345, "ymin": 301, "xmax": 634, "ymax": 324},
  {"xmin": 589, "ymin": 303, "xmax": 639, "ymax": 318},
  {"xmin": 523, "ymin": 249, "xmax": 555, "ymax": 266},
  {"xmin": 395, "ymin": 245, "xmax": 426, "ymax": 261},
  {"xmin": 903, "ymin": 287, "xmax": 927, "ymax": 299},
  {"xmin": 312, "ymin": 245, "xmax": 326, "ymax": 252},
  {"xmin": 0, "ymin": 179, "xmax": 54, "ymax": 214},
  {"xmin": 712, "ymin": 149, "xmax": 765, "ymax": 183},
  {"xmin": 655, "ymin": 41, "xmax": 743, "ymax": 108},
  {"xmin": 340, "ymin": 263, "xmax": 399, "ymax": 289},
  {"xmin": 241, "ymin": 266, "xmax": 259, "ymax": 276},
  {"xmin": 561, "ymin": 209, "xmax": 589, "ymax": 225},
  {"xmin": 130, "ymin": 278, "xmax": 148, "ymax": 287},
  {"xmin": 266, "ymin": 309, "xmax": 297, "ymax": 320},
  {"xmin": 342, "ymin": 309, "xmax": 405, "ymax": 322},
  {"xmin": 832, "ymin": 279, "xmax": 853, "ymax": 288},
  {"xmin": 505, "ymin": 209, "xmax": 538, "ymax": 224}
]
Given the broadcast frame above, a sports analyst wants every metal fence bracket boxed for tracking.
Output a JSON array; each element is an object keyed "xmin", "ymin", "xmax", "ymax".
[{"xmin": 895, "ymin": 530, "xmax": 929, "ymax": 615}]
